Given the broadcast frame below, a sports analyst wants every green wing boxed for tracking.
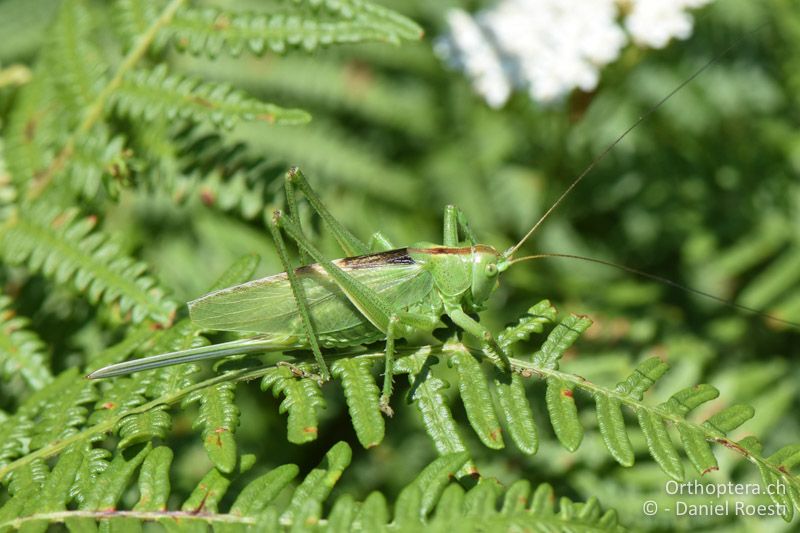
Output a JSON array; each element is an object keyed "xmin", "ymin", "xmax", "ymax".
[{"xmin": 188, "ymin": 250, "xmax": 433, "ymax": 335}]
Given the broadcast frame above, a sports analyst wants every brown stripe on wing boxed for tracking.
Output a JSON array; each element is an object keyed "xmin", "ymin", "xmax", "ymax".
[
  {"xmin": 292, "ymin": 248, "xmax": 415, "ymax": 276},
  {"xmin": 408, "ymin": 246, "xmax": 471, "ymax": 255},
  {"xmin": 339, "ymin": 248, "xmax": 415, "ymax": 268}
]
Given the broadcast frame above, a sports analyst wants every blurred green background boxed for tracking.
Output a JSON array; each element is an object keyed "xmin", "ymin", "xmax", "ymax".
[{"xmin": 1, "ymin": 0, "xmax": 799, "ymax": 530}]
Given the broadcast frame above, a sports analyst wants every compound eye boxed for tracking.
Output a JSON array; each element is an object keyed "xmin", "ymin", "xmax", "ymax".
[{"xmin": 485, "ymin": 263, "xmax": 498, "ymax": 276}]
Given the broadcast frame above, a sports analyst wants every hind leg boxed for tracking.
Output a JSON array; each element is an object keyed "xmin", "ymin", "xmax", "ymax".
[
  {"xmin": 443, "ymin": 205, "xmax": 477, "ymax": 246},
  {"xmin": 368, "ymin": 231, "xmax": 394, "ymax": 252}
]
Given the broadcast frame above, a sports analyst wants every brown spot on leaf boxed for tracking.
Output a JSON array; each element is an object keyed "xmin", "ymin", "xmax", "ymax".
[
  {"xmin": 563, "ymin": 389, "xmax": 574, "ymax": 398},
  {"xmin": 213, "ymin": 14, "xmax": 230, "ymax": 30},
  {"xmin": 200, "ymin": 188, "xmax": 215, "ymax": 206},
  {"xmin": 191, "ymin": 490, "xmax": 210, "ymax": 514},
  {"xmin": 25, "ymin": 119, "xmax": 37, "ymax": 141},
  {"xmin": 714, "ymin": 438, "xmax": 747, "ymax": 455},
  {"xmin": 190, "ymin": 96, "xmax": 215, "ymax": 108},
  {"xmin": 208, "ymin": 428, "xmax": 227, "ymax": 447},
  {"xmin": 303, "ymin": 426, "xmax": 318, "ymax": 435},
  {"xmin": 648, "ymin": 345, "xmax": 668, "ymax": 362},
  {"xmin": 343, "ymin": 61, "xmax": 374, "ymax": 95},
  {"xmin": 102, "ymin": 402, "xmax": 116, "ymax": 410},
  {"xmin": 50, "ymin": 212, "xmax": 71, "ymax": 229},
  {"xmin": 257, "ymin": 113, "xmax": 276, "ymax": 123}
]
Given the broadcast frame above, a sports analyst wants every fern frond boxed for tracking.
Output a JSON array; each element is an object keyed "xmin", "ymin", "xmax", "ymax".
[
  {"xmin": 282, "ymin": 440, "xmax": 352, "ymax": 524},
  {"xmin": 0, "ymin": 0, "xmax": 57, "ymax": 61},
  {"xmin": 134, "ymin": 445, "xmax": 172, "ymax": 512},
  {"xmin": 0, "ymin": 294, "xmax": 52, "ymax": 390},
  {"xmin": 0, "ymin": 461, "xmax": 48, "ymax": 527},
  {"xmin": 498, "ymin": 299, "xmax": 558, "ymax": 349},
  {"xmin": 18, "ymin": 445, "xmax": 82, "ymax": 529},
  {"xmin": 261, "ymin": 366, "xmax": 326, "ymax": 444},
  {"xmin": 229, "ymin": 463, "xmax": 300, "ymax": 518},
  {"xmin": 17, "ymin": 0, "xmax": 185, "ymax": 199},
  {"xmin": 183, "ymin": 382, "xmax": 239, "ymax": 473},
  {"xmin": 44, "ymin": 0, "xmax": 107, "ymax": 124},
  {"xmin": 331, "ymin": 358, "xmax": 384, "ymax": 448},
  {"xmin": 2, "ymin": 74, "xmax": 60, "ymax": 189},
  {"xmin": 80, "ymin": 443, "xmax": 152, "ymax": 511},
  {"xmin": 395, "ymin": 348, "xmax": 470, "ymax": 460},
  {"xmin": 1, "ymin": 445, "xmax": 622, "ymax": 530},
  {"xmin": 546, "ymin": 377, "xmax": 583, "ymax": 452},
  {"xmin": 448, "ymin": 344, "xmax": 504, "ymax": 450},
  {"xmin": 158, "ymin": 1, "xmax": 422, "ymax": 57},
  {"xmin": 28, "ymin": 370, "xmax": 97, "ymax": 450},
  {"xmin": 70, "ymin": 443, "xmax": 111, "ymax": 509},
  {"xmin": 151, "ymin": 123, "xmax": 280, "ymax": 219},
  {"xmin": 492, "ymin": 368, "xmax": 538, "ymax": 454},
  {"xmin": 532, "ymin": 313, "xmax": 593, "ymax": 369},
  {"xmin": 0, "ymin": 369, "xmax": 98, "ymax": 472},
  {"xmin": 743, "ymin": 438, "xmax": 800, "ymax": 520},
  {"xmin": 111, "ymin": 0, "xmax": 163, "ymax": 53},
  {"xmin": 0, "ymin": 412, "xmax": 34, "ymax": 470},
  {"xmin": 64, "ymin": 125, "xmax": 130, "ymax": 199},
  {"xmin": 1, "ymin": 0, "xmax": 111, "ymax": 198},
  {"xmin": 211, "ymin": 54, "xmax": 439, "ymax": 137},
  {"xmin": 234, "ymin": 119, "xmax": 419, "ymax": 205},
  {"xmin": 0, "ymin": 202, "xmax": 176, "ymax": 323},
  {"xmin": 0, "ymin": 257, "xmax": 256, "ymax": 483},
  {"xmin": 113, "ymin": 65, "xmax": 310, "ymax": 128},
  {"xmin": 116, "ymin": 407, "xmax": 171, "ymax": 450},
  {"xmin": 86, "ymin": 321, "xmax": 155, "ymax": 370},
  {"xmin": 0, "ymin": 136, "xmax": 16, "ymax": 219}
]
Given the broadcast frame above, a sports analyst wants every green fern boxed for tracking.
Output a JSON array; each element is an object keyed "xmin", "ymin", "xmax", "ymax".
[
  {"xmin": 113, "ymin": 65, "xmax": 311, "ymax": 128},
  {"xmin": 262, "ymin": 365, "xmax": 327, "ymax": 444},
  {"xmin": 0, "ymin": 295, "xmax": 51, "ymax": 390},
  {"xmin": 1, "ymin": 276, "xmax": 798, "ymax": 527},
  {"xmin": 0, "ymin": 442, "xmax": 622, "ymax": 531},
  {"xmin": 0, "ymin": 202, "xmax": 176, "ymax": 323},
  {"xmin": 64, "ymin": 125, "xmax": 130, "ymax": 199},
  {"xmin": 43, "ymin": 0, "xmax": 106, "ymax": 124},
  {"xmin": 183, "ymin": 382, "xmax": 239, "ymax": 473},
  {"xmin": 2, "ymin": 0, "xmax": 799, "ymax": 530}
]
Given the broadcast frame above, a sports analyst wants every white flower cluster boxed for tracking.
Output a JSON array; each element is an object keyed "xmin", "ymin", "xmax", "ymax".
[{"xmin": 436, "ymin": 0, "xmax": 714, "ymax": 107}]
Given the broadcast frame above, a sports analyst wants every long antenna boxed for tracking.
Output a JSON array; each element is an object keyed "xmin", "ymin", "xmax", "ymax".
[
  {"xmin": 506, "ymin": 253, "xmax": 800, "ymax": 329},
  {"xmin": 504, "ymin": 28, "xmax": 764, "ymax": 259}
]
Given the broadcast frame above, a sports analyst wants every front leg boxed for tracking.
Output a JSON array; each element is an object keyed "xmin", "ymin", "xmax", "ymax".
[{"xmin": 446, "ymin": 307, "xmax": 510, "ymax": 371}]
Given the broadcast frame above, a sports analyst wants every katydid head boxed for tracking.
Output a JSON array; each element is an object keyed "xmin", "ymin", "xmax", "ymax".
[{"xmin": 470, "ymin": 245, "xmax": 502, "ymax": 304}]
